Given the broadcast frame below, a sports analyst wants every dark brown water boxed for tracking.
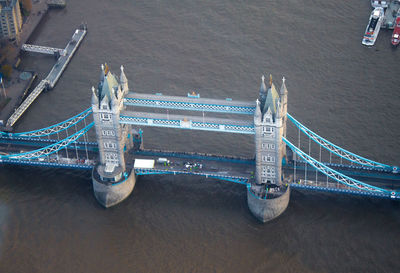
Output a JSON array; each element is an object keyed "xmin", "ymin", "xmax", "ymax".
[{"xmin": 0, "ymin": 0, "xmax": 399, "ymax": 272}]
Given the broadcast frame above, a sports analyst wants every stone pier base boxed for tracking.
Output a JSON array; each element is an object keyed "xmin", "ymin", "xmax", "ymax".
[
  {"xmin": 247, "ymin": 186, "xmax": 290, "ymax": 222},
  {"xmin": 92, "ymin": 169, "xmax": 136, "ymax": 208}
]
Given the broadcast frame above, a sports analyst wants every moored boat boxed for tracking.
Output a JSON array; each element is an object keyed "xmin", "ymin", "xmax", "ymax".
[
  {"xmin": 362, "ymin": 7, "xmax": 385, "ymax": 46},
  {"xmin": 371, "ymin": 0, "xmax": 389, "ymax": 8},
  {"xmin": 391, "ymin": 15, "xmax": 400, "ymax": 46}
]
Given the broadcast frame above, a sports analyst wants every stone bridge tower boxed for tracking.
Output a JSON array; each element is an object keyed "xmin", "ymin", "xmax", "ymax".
[
  {"xmin": 91, "ymin": 64, "xmax": 135, "ymax": 208},
  {"xmin": 247, "ymin": 75, "xmax": 290, "ymax": 222}
]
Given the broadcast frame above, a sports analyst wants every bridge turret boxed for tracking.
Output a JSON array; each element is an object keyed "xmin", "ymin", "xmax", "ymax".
[
  {"xmin": 259, "ymin": 75, "xmax": 267, "ymax": 110},
  {"xmin": 248, "ymin": 74, "xmax": 290, "ymax": 223},
  {"xmin": 91, "ymin": 86, "xmax": 98, "ymax": 105},
  {"xmin": 91, "ymin": 63, "xmax": 136, "ymax": 208},
  {"xmin": 254, "ymin": 99, "xmax": 262, "ymax": 124},
  {"xmin": 279, "ymin": 76, "xmax": 288, "ymax": 139},
  {"xmin": 120, "ymin": 65, "xmax": 129, "ymax": 94}
]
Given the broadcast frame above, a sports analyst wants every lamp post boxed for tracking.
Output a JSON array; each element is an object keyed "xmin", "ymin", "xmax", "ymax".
[{"xmin": 0, "ymin": 75, "xmax": 6, "ymax": 99}]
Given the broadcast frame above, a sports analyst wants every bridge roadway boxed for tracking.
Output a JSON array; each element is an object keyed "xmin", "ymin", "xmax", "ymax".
[
  {"xmin": 0, "ymin": 136, "xmax": 398, "ymax": 182},
  {"xmin": 124, "ymin": 93, "xmax": 256, "ymax": 115},
  {"xmin": 0, "ymin": 136, "xmax": 398, "ymax": 197},
  {"xmin": 120, "ymin": 111, "xmax": 255, "ymax": 134},
  {"xmin": 6, "ymin": 27, "xmax": 87, "ymax": 128}
]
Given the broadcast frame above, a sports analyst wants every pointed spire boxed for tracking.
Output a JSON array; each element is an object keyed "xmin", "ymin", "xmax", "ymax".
[
  {"xmin": 100, "ymin": 64, "xmax": 105, "ymax": 81},
  {"xmin": 92, "ymin": 86, "xmax": 97, "ymax": 97},
  {"xmin": 254, "ymin": 99, "xmax": 262, "ymax": 122},
  {"xmin": 280, "ymin": 76, "xmax": 287, "ymax": 95},
  {"xmin": 276, "ymin": 99, "xmax": 281, "ymax": 118},
  {"xmin": 260, "ymin": 75, "xmax": 266, "ymax": 92},
  {"xmin": 91, "ymin": 86, "xmax": 98, "ymax": 105},
  {"xmin": 120, "ymin": 65, "xmax": 128, "ymax": 83},
  {"xmin": 259, "ymin": 75, "xmax": 267, "ymax": 110},
  {"xmin": 269, "ymin": 74, "xmax": 273, "ymax": 87}
]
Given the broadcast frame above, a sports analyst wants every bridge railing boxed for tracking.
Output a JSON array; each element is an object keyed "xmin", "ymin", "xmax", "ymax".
[
  {"xmin": 2, "ymin": 108, "xmax": 92, "ymax": 138},
  {"xmin": 287, "ymin": 113, "xmax": 395, "ymax": 172},
  {"xmin": 1, "ymin": 122, "xmax": 94, "ymax": 160},
  {"xmin": 283, "ymin": 136, "xmax": 397, "ymax": 198}
]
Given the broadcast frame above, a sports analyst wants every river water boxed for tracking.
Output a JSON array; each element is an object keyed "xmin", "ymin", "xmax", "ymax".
[{"xmin": 0, "ymin": 0, "xmax": 399, "ymax": 272}]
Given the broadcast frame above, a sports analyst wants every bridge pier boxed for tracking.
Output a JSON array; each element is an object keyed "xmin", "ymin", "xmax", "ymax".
[
  {"xmin": 92, "ymin": 166, "xmax": 136, "ymax": 208},
  {"xmin": 247, "ymin": 185, "xmax": 290, "ymax": 222}
]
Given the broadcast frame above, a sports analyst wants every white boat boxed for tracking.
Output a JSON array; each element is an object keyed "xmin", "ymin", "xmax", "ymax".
[
  {"xmin": 362, "ymin": 7, "xmax": 385, "ymax": 46},
  {"xmin": 371, "ymin": 0, "xmax": 389, "ymax": 8}
]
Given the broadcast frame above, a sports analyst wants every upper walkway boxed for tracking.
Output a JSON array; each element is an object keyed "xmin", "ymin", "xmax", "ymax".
[
  {"xmin": 120, "ymin": 110, "xmax": 255, "ymax": 134},
  {"xmin": 124, "ymin": 92, "xmax": 256, "ymax": 114}
]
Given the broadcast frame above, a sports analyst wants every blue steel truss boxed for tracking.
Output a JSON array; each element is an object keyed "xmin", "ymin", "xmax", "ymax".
[
  {"xmin": 134, "ymin": 168, "xmax": 249, "ymax": 185},
  {"xmin": 120, "ymin": 113, "xmax": 255, "ymax": 134},
  {"xmin": 0, "ymin": 122, "xmax": 94, "ymax": 160},
  {"xmin": 287, "ymin": 113, "xmax": 395, "ymax": 172},
  {"xmin": 283, "ymin": 136, "xmax": 397, "ymax": 197},
  {"xmin": 124, "ymin": 97, "xmax": 256, "ymax": 115},
  {"xmin": 1, "ymin": 108, "xmax": 92, "ymax": 138}
]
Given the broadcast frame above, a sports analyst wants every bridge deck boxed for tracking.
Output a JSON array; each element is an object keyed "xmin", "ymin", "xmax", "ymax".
[
  {"xmin": 120, "ymin": 110, "xmax": 255, "ymax": 134},
  {"xmin": 124, "ymin": 92, "xmax": 255, "ymax": 114}
]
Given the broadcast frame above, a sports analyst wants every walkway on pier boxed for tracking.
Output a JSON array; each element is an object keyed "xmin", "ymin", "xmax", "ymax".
[
  {"xmin": 21, "ymin": 44, "xmax": 64, "ymax": 55},
  {"xmin": 6, "ymin": 27, "xmax": 87, "ymax": 128},
  {"xmin": 6, "ymin": 80, "xmax": 49, "ymax": 127}
]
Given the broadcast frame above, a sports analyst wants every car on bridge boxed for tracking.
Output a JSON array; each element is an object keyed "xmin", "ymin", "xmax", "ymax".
[{"xmin": 184, "ymin": 162, "xmax": 203, "ymax": 170}]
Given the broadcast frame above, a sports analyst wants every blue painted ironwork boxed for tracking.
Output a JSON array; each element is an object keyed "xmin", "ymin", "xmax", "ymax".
[
  {"xmin": 1, "ymin": 108, "xmax": 92, "ymax": 138},
  {"xmin": 0, "ymin": 159, "xmax": 94, "ymax": 169},
  {"xmin": 124, "ymin": 93, "xmax": 256, "ymax": 115},
  {"xmin": 0, "ymin": 122, "xmax": 94, "ymax": 160},
  {"xmin": 283, "ymin": 136, "xmax": 397, "ymax": 197},
  {"xmin": 287, "ymin": 113, "xmax": 394, "ymax": 172},
  {"xmin": 120, "ymin": 112, "xmax": 255, "ymax": 134},
  {"xmin": 290, "ymin": 183, "xmax": 399, "ymax": 199}
]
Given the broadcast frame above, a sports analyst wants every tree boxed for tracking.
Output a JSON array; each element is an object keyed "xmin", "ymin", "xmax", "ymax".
[
  {"xmin": 20, "ymin": 0, "xmax": 32, "ymax": 16},
  {"xmin": 1, "ymin": 64, "xmax": 12, "ymax": 80}
]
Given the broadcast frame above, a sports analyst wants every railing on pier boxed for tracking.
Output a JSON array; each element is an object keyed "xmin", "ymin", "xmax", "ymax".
[
  {"xmin": 6, "ymin": 27, "xmax": 87, "ymax": 128},
  {"xmin": 6, "ymin": 80, "xmax": 49, "ymax": 127},
  {"xmin": 21, "ymin": 44, "xmax": 64, "ymax": 55}
]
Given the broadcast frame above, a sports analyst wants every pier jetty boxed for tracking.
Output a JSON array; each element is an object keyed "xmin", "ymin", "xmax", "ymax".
[
  {"xmin": 4, "ymin": 25, "xmax": 87, "ymax": 129},
  {"xmin": 47, "ymin": 0, "xmax": 66, "ymax": 9}
]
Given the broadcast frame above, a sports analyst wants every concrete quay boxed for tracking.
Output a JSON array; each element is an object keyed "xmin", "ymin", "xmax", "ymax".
[{"xmin": 0, "ymin": 1, "xmax": 49, "ymax": 127}]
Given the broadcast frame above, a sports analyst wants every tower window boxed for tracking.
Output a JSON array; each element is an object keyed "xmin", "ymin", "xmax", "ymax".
[
  {"xmin": 104, "ymin": 142, "xmax": 117, "ymax": 149},
  {"xmin": 262, "ymin": 155, "xmax": 275, "ymax": 162},
  {"xmin": 102, "ymin": 130, "xmax": 115, "ymax": 136},
  {"xmin": 100, "ymin": 113, "xmax": 111, "ymax": 122},
  {"xmin": 262, "ymin": 143, "xmax": 275, "ymax": 150},
  {"xmin": 105, "ymin": 153, "xmax": 119, "ymax": 163}
]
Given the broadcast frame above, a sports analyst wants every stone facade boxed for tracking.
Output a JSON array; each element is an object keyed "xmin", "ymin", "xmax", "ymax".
[
  {"xmin": 248, "ymin": 75, "xmax": 290, "ymax": 222},
  {"xmin": 91, "ymin": 64, "xmax": 135, "ymax": 207}
]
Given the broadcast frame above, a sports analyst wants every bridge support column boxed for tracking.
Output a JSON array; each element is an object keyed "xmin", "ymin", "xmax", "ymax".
[
  {"xmin": 92, "ymin": 166, "xmax": 136, "ymax": 208},
  {"xmin": 247, "ymin": 185, "xmax": 290, "ymax": 222},
  {"xmin": 248, "ymin": 75, "xmax": 290, "ymax": 222},
  {"xmin": 91, "ymin": 64, "xmax": 136, "ymax": 208}
]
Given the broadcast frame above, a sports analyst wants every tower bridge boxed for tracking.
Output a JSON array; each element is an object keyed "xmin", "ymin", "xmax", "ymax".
[{"xmin": 0, "ymin": 64, "xmax": 398, "ymax": 222}]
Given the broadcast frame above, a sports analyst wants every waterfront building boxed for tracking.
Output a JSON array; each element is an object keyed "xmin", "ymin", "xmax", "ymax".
[{"xmin": 0, "ymin": 0, "xmax": 23, "ymax": 41}]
